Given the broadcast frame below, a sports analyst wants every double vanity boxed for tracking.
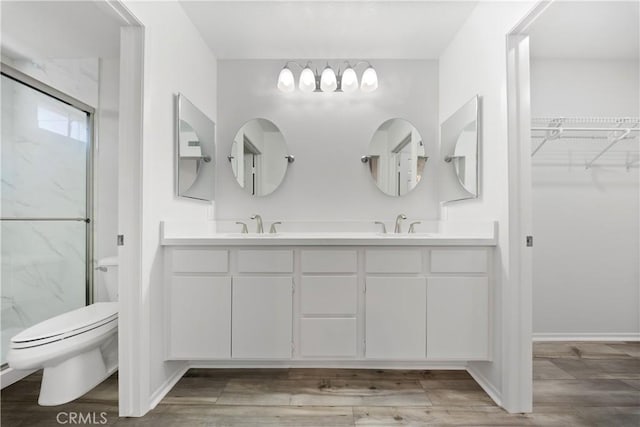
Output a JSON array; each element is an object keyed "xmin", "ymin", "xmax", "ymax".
[
  {"xmin": 161, "ymin": 220, "xmax": 496, "ymax": 366},
  {"xmin": 169, "ymin": 92, "xmax": 489, "ymax": 367}
]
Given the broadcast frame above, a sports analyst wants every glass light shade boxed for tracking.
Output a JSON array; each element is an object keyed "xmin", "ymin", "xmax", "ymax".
[
  {"xmin": 341, "ymin": 67, "xmax": 358, "ymax": 92},
  {"xmin": 277, "ymin": 66, "xmax": 295, "ymax": 92},
  {"xmin": 299, "ymin": 67, "xmax": 316, "ymax": 92},
  {"xmin": 320, "ymin": 66, "xmax": 337, "ymax": 92},
  {"xmin": 360, "ymin": 66, "xmax": 378, "ymax": 92}
]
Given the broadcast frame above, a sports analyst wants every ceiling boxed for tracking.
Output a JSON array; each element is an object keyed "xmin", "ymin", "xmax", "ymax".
[
  {"xmin": 179, "ymin": 1, "xmax": 478, "ymax": 59},
  {"xmin": 529, "ymin": 1, "xmax": 639, "ymax": 60},
  {"xmin": 1, "ymin": 1, "xmax": 124, "ymax": 60}
]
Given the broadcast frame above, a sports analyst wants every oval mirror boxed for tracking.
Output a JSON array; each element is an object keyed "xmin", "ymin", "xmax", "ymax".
[
  {"xmin": 229, "ymin": 118, "xmax": 290, "ymax": 196},
  {"xmin": 366, "ymin": 118, "xmax": 427, "ymax": 196}
]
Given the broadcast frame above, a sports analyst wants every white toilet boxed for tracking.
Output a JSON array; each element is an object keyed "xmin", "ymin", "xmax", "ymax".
[{"xmin": 7, "ymin": 257, "xmax": 119, "ymax": 406}]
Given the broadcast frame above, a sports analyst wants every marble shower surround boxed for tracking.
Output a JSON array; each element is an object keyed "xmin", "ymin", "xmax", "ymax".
[{"xmin": 1, "ymin": 70, "xmax": 90, "ymax": 363}]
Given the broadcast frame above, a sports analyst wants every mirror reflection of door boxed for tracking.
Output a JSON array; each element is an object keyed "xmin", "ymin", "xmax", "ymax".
[
  {"xmin": 229, "ymin": 118, "xmax": 289, "ymax": 197},
  {"xmin": 392, "ymin": 134, "xmax": 414, "ymax": 196},
  {"xmin": 367, "ymin": 118, "xmax": 426, "ymax": 196},
  {"xmin": 242, "ymin": 136, "xmax": 262, "ymax": 196}
]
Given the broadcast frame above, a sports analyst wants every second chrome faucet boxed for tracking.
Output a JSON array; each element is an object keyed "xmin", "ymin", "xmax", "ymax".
[
  {"xmin": 250, "ymin": 214, "xmax": 264, "ymax": 233},
  {"xmin": 247, "ymin": 214, "xmax": 280, "ymax": 234},
  {"xmin": 394, "ymin": 214, "xmax": 407, "ymax": 233},
  {"xmin": 376, "ymin": 214, "xmax": 419, "ymax": 234}
]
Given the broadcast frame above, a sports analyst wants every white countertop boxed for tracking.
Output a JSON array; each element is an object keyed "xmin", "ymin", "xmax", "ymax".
[{"xmin": 160, "ymin": 221, "xmax": 497, "ymax": 246}]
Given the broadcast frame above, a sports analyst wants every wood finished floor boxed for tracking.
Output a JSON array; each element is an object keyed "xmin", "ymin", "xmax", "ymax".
[{"xmin": 1, "ymin": 342, "xmax": 638, "ymax": 426}]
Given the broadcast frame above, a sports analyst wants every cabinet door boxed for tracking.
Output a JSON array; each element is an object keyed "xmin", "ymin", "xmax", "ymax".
[
  {"xmin": 168, "ymin": 276, "xmax": 231, "ymax": 359},
  {"xmin": 365, "ymin": 277, "xmax": 426, "ymax": 359},
  {"xmin": 232, "ymin": 276, "xmax": 293, "ymax": 359},
  {"xmin": 427, "ymin": 276, "xmax": 489, "ymax": 360}
]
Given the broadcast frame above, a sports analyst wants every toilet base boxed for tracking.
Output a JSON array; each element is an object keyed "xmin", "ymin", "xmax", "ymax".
[{"xmin": 38, "ymin": 347, "xmax": 110, "ymax": 406}]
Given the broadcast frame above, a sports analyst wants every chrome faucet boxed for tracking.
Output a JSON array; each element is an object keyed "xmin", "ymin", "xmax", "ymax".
[
  {"xmin": 269, "ymin": 222, "xmax": 282, "ymax": 234},
  {"xmin": 250, "ymin": 214, "xmax": 264, "ymax": 234},
  {"xmin": 374, "ymin": 221, "xmax": 387, "ymax": 234},
  {"xmin": 408, "ymin": 221, "xmax": 421, "ymax": 234},
  {"xmin": 236, "ymin": 221, "xmax": 248, "ymax": 234},
  {"xmin": 394, "ymin": 214, "xmax": 407, "ymax": 233}
]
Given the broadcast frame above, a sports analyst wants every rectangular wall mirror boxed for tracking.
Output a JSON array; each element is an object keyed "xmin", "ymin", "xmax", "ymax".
[
  {"xmin": 175, "ymin": 93, "xmax": 216, "ymax": 201},
  {"xmin": 440, "ymin": 95, "xmax": 480, "ymax": 202}
]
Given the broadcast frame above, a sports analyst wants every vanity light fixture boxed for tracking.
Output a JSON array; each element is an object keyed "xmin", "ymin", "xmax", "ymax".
[
  {"xmin": 341, "ymin": 65, "xmax": 359, "ymax": 93},
  {"xmin": 276, "ymin": 61, "xmax": 378, "ymax": 93},
  {"xmin": 298, "ymin": 65, "xmax": 317, "ymax": 93},
  {"xmin": 360, "ymin": 65, "xmax": 378, "ymax": 92},
  {"xmin": 320, "ymin": 64, "xmax": 338, "ymax": 92},
  {"xmin": 276, "ymin": 66, "xmax": 295, "ymax": 93}
]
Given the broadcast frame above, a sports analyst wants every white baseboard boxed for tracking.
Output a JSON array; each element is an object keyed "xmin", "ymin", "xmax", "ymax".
[
  {"xmin": 148, "ymin": 363, "xmax": 189, "ymax": 410},
  {"xmin": 533, "ymin": 333, "xmax": 640, "ymax": 342},
  {"xmin": 1, "ymin": 367, "xmax": 36, "ymax": 389},
  {"xmin": 466, "ymin": 365, "xmax": 502, "ymax": 408}
]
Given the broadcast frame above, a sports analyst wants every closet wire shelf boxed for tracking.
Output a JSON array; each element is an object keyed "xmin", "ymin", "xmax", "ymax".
[{"xmin": 531, "ymin": 117, "xmax": 639, "ymax": 170}]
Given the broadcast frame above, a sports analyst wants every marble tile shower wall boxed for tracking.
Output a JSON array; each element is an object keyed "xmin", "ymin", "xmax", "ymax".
[{"xmin": 1, "ymin": 70, "xmax": 92, "ymax": 364}]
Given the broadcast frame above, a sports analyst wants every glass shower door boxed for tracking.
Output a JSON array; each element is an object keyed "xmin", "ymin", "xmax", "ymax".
[{"xmin": 1, "ymin": 69, "xmax": 92, "ymax": 366}]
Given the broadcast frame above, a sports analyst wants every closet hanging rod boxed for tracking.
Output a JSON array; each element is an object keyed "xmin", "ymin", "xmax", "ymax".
[
  {"xmin": 532, "ymin": 127, "xmax": 640, "ymax": 132},
  {"xmin": 532, "ymin": 116, "xmax": 639, "ymax": 124},
  {"xmin": 531, "ymin": 135, "xmax": 636, "ymax": 140}
]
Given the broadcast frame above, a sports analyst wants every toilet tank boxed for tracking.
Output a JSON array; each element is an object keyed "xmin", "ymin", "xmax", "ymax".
[{"xmin": 97, "ymin": 257, "xmax": 118, "ymax": 302}]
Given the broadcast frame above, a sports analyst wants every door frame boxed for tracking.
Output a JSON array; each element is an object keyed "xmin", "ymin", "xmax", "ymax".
[
  {"xmin": 504, "ymin": 0, "xmax": 552, "ymax": 413},
  {"xmin": 104, "ymin": 0, "xmax": 146, "ymax": 418}
]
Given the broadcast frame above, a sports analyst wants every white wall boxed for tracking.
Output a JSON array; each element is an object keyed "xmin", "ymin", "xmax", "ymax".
[
  {"xmin": 530, "ymin": 59, "xmax": 640, "ymax": 338},
  {"xmin": 438, "ymin": 0, "xmax": 536, "ymax": 413},
  {"xmin": 123, "ymin": 0, "xmax": 217, "ymax": 410},
  {"xmin": 216, "ymin": 59, "xmax": 440, "ymax": 222}
]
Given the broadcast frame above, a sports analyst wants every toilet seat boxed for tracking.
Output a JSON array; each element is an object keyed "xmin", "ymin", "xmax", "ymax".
[{"xmin": 11, "ymin": 302, "xmax": 118, "ymax": 349}]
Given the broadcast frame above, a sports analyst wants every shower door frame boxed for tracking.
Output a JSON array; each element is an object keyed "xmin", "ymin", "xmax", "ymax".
[{"xmin": 0, "ymin": 63, "xmax": 96, "ymax": 339}]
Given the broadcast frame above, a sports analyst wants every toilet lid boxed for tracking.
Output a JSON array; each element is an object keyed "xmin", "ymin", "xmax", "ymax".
[{"xmin": 11, "ymin": 302, "xmax": 118, "ymax": 344}]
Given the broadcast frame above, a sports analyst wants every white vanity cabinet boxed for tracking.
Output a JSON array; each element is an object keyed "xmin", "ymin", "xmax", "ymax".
[
  {"xmin": 232, "ymin": 276, "xmax": 293, "ymax": 359},
  {"xmin": 427, "ymin": 276, "xmax": 489, "ymax": 360},
  {"xmin": 364, "ymin": 249, "xmax": 426, "ymax": 359},
  {"xmin": 426, "ymin": 249, "xmax": 490, "ymax": 360},
  {"xmin": 166, "ymin": 249, "xmax": 231, "ymax": 359},
  {"xmin": 365, "ymin": 276, "xmax": 426, "ymax": 359},
  {"xmin": 232, "ymin": 250, "xmax": 294, "ymax": 359},
  {"xmin": 164, "ymin": 242, "xmax": 493, "ymax": 364},
  {"xmin": 298, "ymin": 250, "xmax": 358, "ymax": 358}
]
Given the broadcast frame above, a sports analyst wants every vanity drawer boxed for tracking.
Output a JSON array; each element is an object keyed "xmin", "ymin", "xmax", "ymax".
[
  {"xmin": 300, "ymin": 318, "xmax": 357, "ymax": 358},
  {"xmin": 430, "ymin": 249, "xmax": 488, "ymax": 273},
  {"xmin": 237, "ymin": 250, "xmax": 293, "ymax": 273},
  {"xmin": 171, "ymin": 249, "xmax": 228, "ymax": 273},
  {"xmin": 365, "ymin": 249, "xmax": 422, "ymax": 273},
  {"xmin": 301, "ymin": 250, "xmax": 357, "ymax": 273},
  {"xmin": 301, "ymin": 276, "xmax": 358, "ymax": 315}
]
